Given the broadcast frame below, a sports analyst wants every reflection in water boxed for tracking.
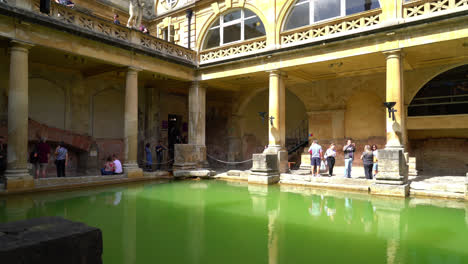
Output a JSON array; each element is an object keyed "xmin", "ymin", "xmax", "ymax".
[{"xmin": 1, "ymin": 181, "xmax": 468, "ymax": 264}]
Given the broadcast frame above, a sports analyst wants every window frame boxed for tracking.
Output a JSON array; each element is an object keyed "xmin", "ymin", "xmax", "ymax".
[
  {"xmin": 284, "ymin": 0, "xmax": 381, "ymax": 31},
  {"xmin": 204, "ymin": 9, "xmax": 265, "ymax": 50}
]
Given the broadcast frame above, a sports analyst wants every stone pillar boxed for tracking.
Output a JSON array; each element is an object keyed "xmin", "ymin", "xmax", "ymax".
[
  {"xmin": 189, "ymin": 81, "xmax": 206, "ymax": 146},
  {"xmin": 123, "ymin": 67, "xmax": 143, "ymax": 178},
  {"xmin": 384, "ymin": 50, "xmax": 405, "ymax": 149},
  {"xmin": 371, "ymin": 49, "xmax": 409, "ymax": 197},
  {"xmin": 465, "ymin": 173, "xmax": 468, "ymax": 201},
  {"xmin": 5, "ymin": 41, "xmax": 34, "ymax": 190},
  {"xmin": 264, "ymin": 70, "xmax": 288, "ymax": 173}
]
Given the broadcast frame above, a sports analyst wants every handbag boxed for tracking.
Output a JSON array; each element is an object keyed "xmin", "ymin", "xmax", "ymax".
[{"xmin": 320, "ymin": 161, "xmax": 326, "ymax": 171}]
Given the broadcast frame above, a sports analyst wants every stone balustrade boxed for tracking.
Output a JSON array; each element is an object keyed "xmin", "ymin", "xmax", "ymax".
[
  {"xmin": 3, "ymin": 0, "xmax": 196, "ymax": 64},
  {"xmin": 281, "ymin": 9, "xmax": 382, "ymax": 47},
  {"xmin": 199, "ymin": 36, "xmax": 267, "ymax": 64},
  {"xmin": 403, "ymin": 0, "xmax": 468, "ymax": 19}
]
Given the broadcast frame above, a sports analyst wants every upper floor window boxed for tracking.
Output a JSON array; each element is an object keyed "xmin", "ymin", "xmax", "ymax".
[
  {"xmin": 284, "ymin": 0, "xmax": 381, "ymax": 31},
  {"xmin": 203, "ymin": 9, "xmax": 266, "ymax": 50}
]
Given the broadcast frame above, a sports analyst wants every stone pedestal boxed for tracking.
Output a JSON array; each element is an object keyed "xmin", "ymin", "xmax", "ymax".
[
  {"xmin": 465, "ymin": 173, "xmax": 468, "ymax": 200},
  {"xmin": 277, "ymin": 150, "xmax": 288, "ymax": 173},
  {"xmin": 408, "ymin": 156, "xmax": 418, "ymax": 176},
  {"xmin": 173, "ymin": 144, "xmax": 207, "ymax": 171},
  {"xmin": 294, "ymin": 152, "xmax": 312, "ymax": 175},
  {"xmin": 248, "ymin": 153, "xmax": 280, "ymax": 185},
  {"xmin": 371, "ymin": 148, "xmax": 409, "ymax": 197}
]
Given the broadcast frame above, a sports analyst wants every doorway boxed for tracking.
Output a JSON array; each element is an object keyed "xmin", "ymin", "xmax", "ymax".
[{"xmin": 168, "ymin": 114, "xmax": 182, "ymax": 159}]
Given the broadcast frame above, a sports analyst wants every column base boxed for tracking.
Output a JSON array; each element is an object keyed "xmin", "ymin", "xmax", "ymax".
[
  {"xmin": 370, "ymin": 183, "xmax": 410, "ymax": 197},
  {"xmin": 5, "ymin": 169, "xmax": 34, "ymax": 190},
  {"xmin": 249, "ymin": 153, "xmax": 280, "ymax": 185},
  {"xmin": 465, "ymin": 173, "xmax": 468, "ymax": 200},
  {"xmin": 248, "ymin": 173, "xmax": 280, "ymax": 185},
  {"xmin": 124, "ymin": 163, "xmax": 143, "ymax": 178}
]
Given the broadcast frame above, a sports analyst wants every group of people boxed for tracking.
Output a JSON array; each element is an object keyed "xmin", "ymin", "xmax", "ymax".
[
  {"xmin": 144, "ymin": 141, "xmax": 167, "ymax": 171},
  {"xmin": 101, "ymin": 155, "xmax": 123, "ymax": 175},
  {"xmin": 29, "ymin": 138, "xmax": 68, "ymax": 178},
  {"xmin": 308, "ymin": 139, "xmax": 379, "ymax": 179},
  {"xmin": 55, "ymin": 0, "xmax": 75, "ymax": 8}
]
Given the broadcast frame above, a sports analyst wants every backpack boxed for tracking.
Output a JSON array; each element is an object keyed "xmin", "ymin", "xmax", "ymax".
[{"xmin": 29, "ymin": 149, "xmax": 39, "ymax": 163}]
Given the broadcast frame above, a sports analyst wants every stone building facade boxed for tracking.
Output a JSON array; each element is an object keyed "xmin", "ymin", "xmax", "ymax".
[{"xmin": 0, "ymin": 0, "xmax": 467, "ymax": 191}]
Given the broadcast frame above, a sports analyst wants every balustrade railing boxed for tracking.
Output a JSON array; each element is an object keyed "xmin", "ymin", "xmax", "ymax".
[
  {"xmin": 281, "ymin": 9, "xmax": 382, "ymax": 46},
  {"xmin": 403, "ymin": 0, "xmax": 468, "ymax": 19},
  {"xmin": 286, "ymin": 118, "xmax": 309, "ymax": 154},
  {"xmin": 199, "ymin": 36, "xmax": 267, "ymax": 64},
  {"xmin": 16, "ymin": 1, "xmax": 196, "ymax": 63}
]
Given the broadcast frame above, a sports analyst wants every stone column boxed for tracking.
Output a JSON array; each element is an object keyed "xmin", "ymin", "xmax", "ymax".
[
  {"xmin": 5, "ymin": 41, "xmax": 34, "ymax": 190},
  {"xmin": 264, "ymin": 70, "xmax": 288, "ymax": 173},
  {"xmin": 384, "ymin": 50, "xmax": 405, "ymax": 149},
  {"xmin": 371, "ymin": 49, "xmax": 409, "ymax": 197},
  {"xmin": 123, "ymin": 67, "xmax": 143, "ymax": 178},
  {"xmin": 188, "ymin": 81, "xmax": 206, "ymax": 146}
]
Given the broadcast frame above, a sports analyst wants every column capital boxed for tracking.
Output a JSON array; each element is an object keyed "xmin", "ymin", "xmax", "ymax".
[
  {"xmin": 127, "ymin": 66, "xmax": 142, "ymax": 73},
  {"xmin": 267, "ymin": 69, "xmax": 287, "ymax": 77},
  {"xmin": 9, "ymin": 40, "xmax": 34, "ymax": 52},
  {"xmin": 383, "ymin": 49, "xmax": 405, "ymax": 59}
]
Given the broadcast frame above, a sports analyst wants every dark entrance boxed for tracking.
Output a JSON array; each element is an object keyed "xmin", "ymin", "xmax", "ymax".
[{"xmin": 168, "ymin": 114, "xmax": 182, "ymax": 159}]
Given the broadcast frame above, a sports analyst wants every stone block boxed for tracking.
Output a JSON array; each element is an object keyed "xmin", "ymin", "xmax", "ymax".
[
  {"xmin": 375, "ymin": 148, "xmax": 408, "ymax": 183},
  {"xmin": 408, "ymin": 156, "xmax": 418, "ymax": 176},
  {"xmin": 278, "ymin": 150, "xmax": 289, "ymax": 173},
  {"xmin": 370, "ymin": 183, "xmax": 410, "ymax": 197},
  {"xmin": 248, "ymin": 174, "xmax": 280, "ymax": 185},
  {"xmin": 0, "ymin": 216, "xmax": 102, "ymax": 264},
  {"xmin": 173, "ymin": 169, "xmax": 212, "ymax": 178},
  {"xmin": 251, "ymin": 153, "xmax": 278, "ymax": 173},
  {"xmin": 173, "ymin": 144, "xmax": 207, "ymax": 170},
  {"xmin": 6, "ymin": 176, "xmax": 35, "ymax": 191},
  {"xmin": 227, "ymin": 170, "xmax": 241, "ymax": 176},
  {"xmin": 299, "ymin": 153, "xmax": 311, "ymax": 170},
  {"xmin": 126, "ymin": 169, "xmax": 143, "ymax": 178}
]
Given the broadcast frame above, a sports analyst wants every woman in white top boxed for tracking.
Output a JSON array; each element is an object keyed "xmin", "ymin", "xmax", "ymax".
[
  {"xmin": 324, "ymin": 143, "xmax": 337, "ymax": 176},
  {"xmin": 371, "ymin": 144, "xmax": 378, "ymax": 177}
]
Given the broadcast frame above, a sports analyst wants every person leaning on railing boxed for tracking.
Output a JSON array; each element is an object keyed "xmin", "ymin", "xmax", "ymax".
[{"xmin": 55, "ymin": 0, "xmax": 75, "ymax": 8}]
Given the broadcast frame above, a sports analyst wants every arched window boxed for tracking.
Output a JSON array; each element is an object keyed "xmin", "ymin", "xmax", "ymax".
[
  {"xmin": 203, "ymin": 9, "xmax": 266, "ymax": 50},
  {"xmin": 408, "ymin": 65, "xmax": 468, "ymax": 116},
  {"xmin": 284, "ymin": 0, "xmax": 381, "ymax": 31}
]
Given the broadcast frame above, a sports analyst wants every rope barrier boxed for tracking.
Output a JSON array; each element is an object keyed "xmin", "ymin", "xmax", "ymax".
[{"xmin": 207, "ymin": 154, "xmax": 252, "ymax": 164}]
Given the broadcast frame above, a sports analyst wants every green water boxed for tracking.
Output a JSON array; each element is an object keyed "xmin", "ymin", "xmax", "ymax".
[{"xmin": 1, "ymin": 180, "xmax": 468, "ymax": 264}]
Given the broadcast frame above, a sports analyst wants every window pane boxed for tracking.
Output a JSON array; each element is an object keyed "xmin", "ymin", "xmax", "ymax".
[
  {"xmin": 224, "ymin": 10, "xmax": 241, "ymax": 23},
  {"xmin": 223, "ymin": 23, "xmax": 241, "ymax": 44},
  {"xmin": 244, "ymin": 9, "xmax": 256, "ymax": 18},
  {"xmin": 204, "ymin": 28, "xmax": 220, "ymax": 49},
  {"xmin": 346, "ymin": 0, "xmax": 380, "ymax": 15},
  {"xmin": 284, "ymin": 2, "xmax": 310, "ymax": 30},
  {"xmin": 211, "ymin": 19, "xmax": 220, "ymax": 28},
  {"xmin": 245, "ymin": 17, "xmax": 266, "ymax": 40},
  {"xmin": 314, "ymin": 0, "xmax": 340, "ymax": 22}
]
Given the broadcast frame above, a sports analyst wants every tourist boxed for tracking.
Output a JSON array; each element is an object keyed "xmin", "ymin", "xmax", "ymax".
[
  {"xmin": 113, "ymin": 154, "xmax": 123, "ymax": 174},
  {"xmin": 324, "ymin": 143, "xmax": 336, "ymax": 176},
  {"xmin": 371, "ymin": 144, "xmax": 378, "ymax": 177},
  {"xmin": 145, "ymin": 143, "xmax": 152, "ymax": 171},
  {"xmin": 55, "ymin": 0, "xmax": 75, "ymax": 8},
  {"xmin": 139, "ymin": 24, "xmax": 149, "ymax": 34},
  {"xmin": 55, "ymin": 142, "xmax": 68, "ymax": 177},
  {"xmin": 308, "ymin": 140, "xmax": 323, "ymax": 177},
  {"xmin": 101, "ymin": 156, "xmax": 115, "ymax": 175},
  {"xmin": 155, "ymin": 141, "xmax": 166, "ymax": 170},
  {"xmin": 0, "ymin": 136, "xmax": 6, "ymax": 176},
  {"xmin": 37, "ymin": 138, "xmax": 51, "ymax": 178},
  {"xmin": 343, "ymin": 139, "xmax": 356, "ymax": 178},
  {"xmin": 29, "ymin": 144, "xmax": 40, "ymax": 179},
  {"xmin": 113, "ymin": 14, "xmax": 120, "ymax": 25},
  {"xmin": 360, "ymin": 145, "xmax": 374, "ymax": 180}
]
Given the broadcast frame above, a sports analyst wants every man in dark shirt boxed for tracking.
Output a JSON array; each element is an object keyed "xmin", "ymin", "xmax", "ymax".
[
  {"xmin": 37, "ymin": 138, "xmax": 51, "ymax": 178},
  {"xmin": 155, "ymin": 141, "xmax": 166, "ymax": 170},
  {"xmin": 343, "ymin": 139, "xmax": 356, "ymax": 178}
]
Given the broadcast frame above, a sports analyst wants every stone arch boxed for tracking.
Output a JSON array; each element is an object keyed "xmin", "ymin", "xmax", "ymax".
[
  {"xmin": 406, "ymin": 62, "xmax": 468, "ymax": 104},
  {"xmin": 91, "ymin": 87, "xmax": 124, "ymax": 139},
  {"xmin": 238, "ymin": 87, "xmax": 308, "ymax": 159},
  {"xmin": 196, "ymin": 4, "xmax": 270, "ymax": 51},
  {"xmin": 28, "ymin": 77, "xmax": 66, "ymax": 129},
  {"xmin": 345, "ymin": 90, "xmax": 385, "ymax": 140}
]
